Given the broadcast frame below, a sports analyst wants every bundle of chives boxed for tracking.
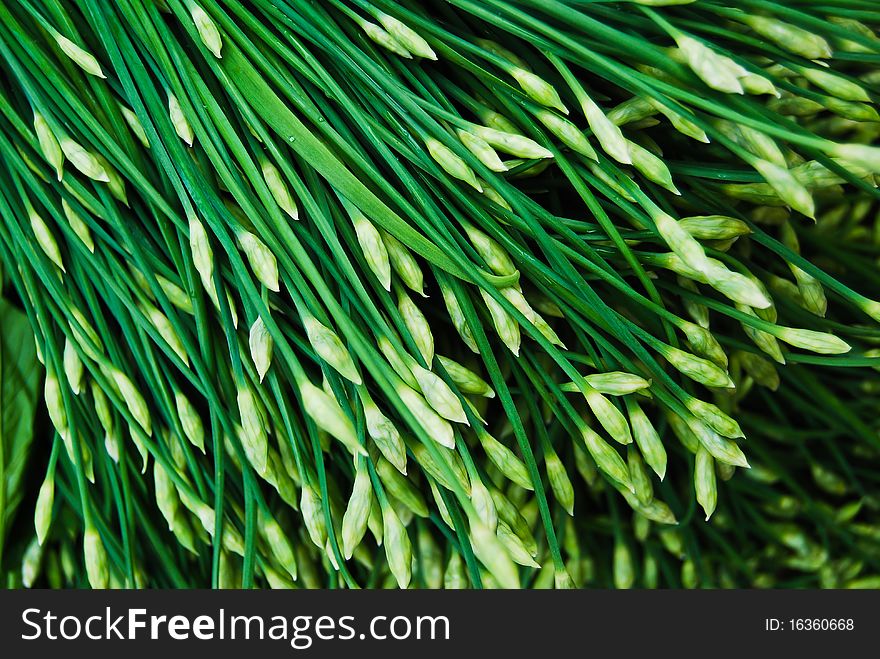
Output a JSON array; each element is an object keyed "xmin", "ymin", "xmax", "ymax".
[{"xmin": 0, "ymin": 0, "xmax": 877, "ymax": 589}]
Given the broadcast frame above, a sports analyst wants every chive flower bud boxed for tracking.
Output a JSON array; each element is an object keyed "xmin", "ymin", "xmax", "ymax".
[
  {"xmin": 738, "ymin": 306, "xmax": 786, "ymax": 364},
  {"xmin": 687, "ymin": 417, "xmax": 750, "ymax": 468},
  {"xmin": 61, "ymin": 199, "xmax": 94, "ymax": 253},
  {"xmin": 84, "ymin": 525, "xmax": 109, "ymax": 588},
  {"xmin": 440, "ymin": 282, "xmax": 478, "ymax": 353},
  {"xmin": 694, "ymin": 446, "xmax": 717, "ymax": 520},
  {"xmin": 409, "ymin": 363, "xmax": 469, "ymax": 424},
  {"xmin": 685, "ymin": 397, "xmax": 744, "ymax": 438},
  {"xmin": 263, "ymin": 516, "xmax": 297, "ymax": 580},
  {"xmin": 90, "ymin": 381, "xmax": 116, "ymax": 455},
  {"xmin": 248, "ymin": 316, "xmax": 273, "ymax": 382},
  {"xmin": 54, "ymin": 33, "xmax": 106, "ymax": 78},
  {"xmin": 237, "ymin": 230, "xmax": 280, "ymax": 292},
  {"xmin": 168, "ymin": 93, "xmax": 194, "ymax": 146},
  {"xmin": 753, "ymin": 160, "xmax": 815, "ymax": 219},
  {"xmin": 62, "ymin": 338, "xmax": 83, "ymax": 395},
  {"xmin": 497, "ymin": 522, "xmax": 539, "ymax": 568},
  {"xmin": 583, "ymin": 387, "xmax": 633, "ymax": 444},
  {"xmin": 628, "ymin": 141, "xmax": 679, "ymax": 194},
  {"xmin": 398, "ymin": 292, "xmax": 434, "ymax": 367},
  {"xmin": 627, "ymin": 447, "xmax": 653, "ymax": 505},
  {"xmin": 679, "ymin": 215, "xmax": 751, "ymax": 240},
  {"xmin": 737, "ymin": 351, "xmax": 780, "ymax": 390},
  {"xmin": 679, "ymin": 320, "xmax": 728, "ymax": 368},
  {"xmin": 300, "ymin": 484, "xmax": 328, "ymax": 549},
  {"xmin": 480, "ymin": 289, "xmax": 520, "ymax": 355},
  {"xmin": 463, "ymin": 224, "xmax": 516, "ymax": 276},
  {"xmin": 191, "ymin": 5, "xmax": 222, "ymax": 58},
  {"xmin": 477, "ymin": 429, "xmax": 533, "ymax": 490},
  {"xmin": 359, "ymin": 20, "xmax": 411, "ymax": 58},
  {"xmin": 500, "ymin": 287, "xmax": 565, "ymax": 348},
  {"xmin": 378, "ymin": 337, "xmax": 419, "ymax": 389},
  {"xmin": 342, "ymin": 459, "xmax": 373, "ymax": 559},
  {"xmin": 659, "ymin": 344, "xmax": 734, "ymax": 388},
  {"xmin": 580, "ymin": 371, "xmax": 651, "ymax": 396},
  {"xmin": 174, "ymin": 390, "xmax": 205, "ymax": 453},
  {"xmin": 106, "ymin": 367, "xmax": 152, "ymax": 435},
  {"xmin": 469, "ymin": 125, "xmax": 553, "ymax": 159},
  {"xmin": 352, "ymin": 213, "xmax": 391, "ymax": 290},
  {"xmin": 771, "ymin": 327, "xmax": 851, "ymax": 354},
  {"xmin": 627, "ymin": 401, "xmax": 667, "ymax": 480},
  {"xmin": 361, "ymin": 390, "xmax": 407, "ymax": 474},
  {"xmin": 827, "ymin": 143, "xmax": 880, "ymax": 174},
  {"xmin": 469, "ymin": 517, "xmax": 520, "ymax": 589},
  {"xmin": 578, "ymin": 92, "xmax": 632, "ymax": 163},
  {"xmin": 436, "ymin": 355, "xmax": 495, "ymax": 397},
  {"xmin": 534, "ymin": 109, "xmax": 597, "ymax": 160},
  {"xmin": 33, "ymin": 112, "xmax": 63, "ymax": 180},
  {"xmin": 800, "ymin": 67, "xmax": 869, "ymax": 102},
  {"xmin": 34, "ymin": 473, "xmax": 55, "ymax": 545},
  {"xmin": 303, "ymin": 314, "xmax": 360, "ymax": 383},
  {"xmin": 394, "ymin": 382, "xmax": 455, "ymax": 449},
  {"xmin": 68, "ymin": 307, "xmax": 103, "ymax": 360},
  {"xmin": 59, "ymin": 137, "xmax": 109, "ymax": 182},
  {"xmin": 153, "ymin": 462, "xmax": 179, "ymax": 531},
  {"xmin": 381, "ymin": 504, "xmax": 412, "ymax": 589},
  {"xmin": 425, "ymin": 137, "xmax": 481, "ymax": 191},
  {"xmin": 260, "ymin": 158, "xmax": 298, "ymax": 220},
  {"xmin": 382, "ymin": 231, "xmax": 425, "ymax": 295},
  {"xmin": 140, "ymin": 300, "xmax": 188, "ymax": 364},
  {"xmin": 119, "ymin": 104, "xmax": 150, "ymax": 148},
  {"xmin": 674, "ymin": 35, "xmax": 745, "ymax": 94},
  {"xmin": 737, "ymin": 14, "xmax": 833, "ymax": 60},
  {"xmin": 377, "ymin": 12, "xmax": 436, "ymax": 60},
  {"xmin": 651, "ymin": 210, "xmax": 710, "ymax": 274},
  {"xmin": 545, "ymin": 448, "xmax": 574, "ymax": 515},
  {"xmin": 188, "ymin": 217, "xmax": 214, "ymax": 294},
  {"xmin": 456, "ymin": 129, "xmax": 507, "ymax": 172},
  {"xmin": 299, "ymin": 380, "xmax": 365, "ymax": 456},
  {"xmin": 581, "ymin": 425, "xmax": 633, "ymax": 492},
  {"xmin": 470, "ymin": 477, "xmax": 498, "ymax": 530},
  {"xmin": 613, "ymin": 539, "xmax": 635, "ymax": 589},
  {"xmin": 509, "ymin": 67, "xmax": 568, "ymax": 114}
]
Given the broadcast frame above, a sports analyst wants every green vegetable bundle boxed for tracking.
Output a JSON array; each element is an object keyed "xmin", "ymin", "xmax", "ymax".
[{"xmin": 0, "ymin": 0, "xmax": 878, "ymax": 589}]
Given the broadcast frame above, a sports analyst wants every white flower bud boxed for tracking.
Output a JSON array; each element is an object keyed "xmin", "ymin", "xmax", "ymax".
[
  {"xmin": 359, "ymin": 21, "xmax": 411, "ymax": 58},
  {"xmin": 377, "ymin": 12, "xmax": 436, "ymax": 60},
  {"xmin": 352, "ymin": 213, "xmax": 391, "ymax": 291},
  {"xmin": 303, "ymin": 314, "xmax": 360, "ymax": 383},
  {"xmin": 33, "ymin": 112, "xmax": 63, "ymax": 180},
  {"xmin": 426, "ymin": 137, "xmax": 481, "ymax": 191},
  {"xmin": 237, "ymin": 230, "xmax": 280, "ymax": 292},
  {"xmin": 248, "ymin": 316, "xmax": 273, "ymax": 382},
  {"xmin": 771, "ymin": 327, "xmax": 851, "ymax": 354},
  {"xmin": 61, "ymin": 199, "xmax": 94, "ymax": 253},
  {"xmin": 260, "ymin": 158, "xmax": 298, "ymax": 219},
  {"xmin": 409, "ymin": 363, "xmax": 469, "ymax": 424},
  {"xmin": 119, "ymin": 104, "xmax": 150, "ymax": 148},
  {"xmin": 299, "ymin": 381, "xmax": 365, "ymax": 456},
  {"xmin": 675, "ymin": 35, "xmax": 745, "ymax": 94},
  {"xmin": 174, "ymin": 390, "xmax": 205, "ymax": 453},
  {"xmin": 54, "ymin": 34, "xmax": 106, "ymax": 78},
  {"xmin": 398, "ymin": 293, "xmax": 434, "ymax": 367},
  {"xmin": 84, "ymin": 525, "xmax": 109, "ymax": 588},
  {"xmin": 191, "ymin": 5, "xmax": 222, "ymax": 58},
  {"xmin": 509, "ymin": 67, "xmax": 568, "ymax": 114},
  {"xmin": 470, "ymin": 125, "xmax": 553, "ymax": 159},
  {"xmin": 457, "ymin": 129, "xmax": 507, "ymax": 172},
  {"xmin": 59, "ymin": 137, "xmax": 109, "ymax": 182},
  {"xmin": 534, "ymin": 109, "xmax": 597, "ymax": 160},
  {"xmin": 168, "ymin": 93, "xmax": 194, "ymax": 146}
]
